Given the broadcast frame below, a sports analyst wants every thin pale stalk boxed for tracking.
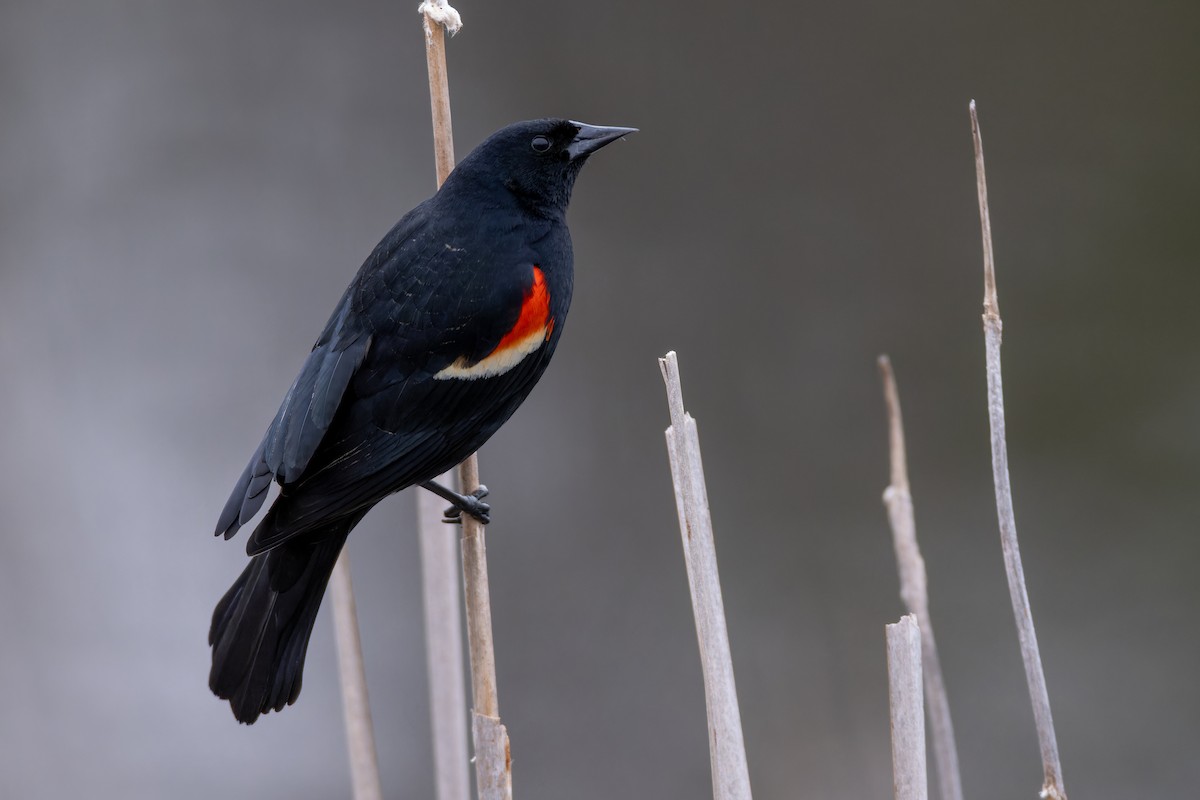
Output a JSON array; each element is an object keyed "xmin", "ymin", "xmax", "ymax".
[
  {"xmin": 455, "ymin": 456, "xmax": 499, "ymax": 716},
  {"xmin": 419, "ymin": 3, "xmax": 512, "ymax": 797},
  {"xmin": 418, "ymin": 476, "xmax": 471, "ymax": 800},
  {"xmin": 331, "ymin": 553, "xmax": 384, "ymax": 800},
  {"xmin": 659, "ymin": 351, "xmax": 753, "ymax": 800},
  {"xmin": 877, "ymin": 355, "xmax": 964, "ymax": 800},
  {"xmin": 970, "ymin": 99, "xmax": 1067, "ymax": 800},
  {"xmin": 886, "ymin": 615, "xmax": 928, "ymax": 800},
  {"xmin": 458, "ymin": 454, "xmax": 511, "ymax": 800}
]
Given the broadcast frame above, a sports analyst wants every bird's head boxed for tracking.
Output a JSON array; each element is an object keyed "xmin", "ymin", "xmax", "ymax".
[{"xmin": 447, "ymin": 118, "xmax": 637, "ymax": 213}]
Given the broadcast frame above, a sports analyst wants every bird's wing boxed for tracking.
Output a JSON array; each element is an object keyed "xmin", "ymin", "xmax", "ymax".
[
  {"xmin": 215, "ymin": 293, "xmax": 372, "ymax": 539},
  {"xmin": 218, "ymin": 200, "xmax": 554, "ymax": 547},
  {"xmin": 243, "ymin": 348, "xmax": 550, "ymax": 556}
]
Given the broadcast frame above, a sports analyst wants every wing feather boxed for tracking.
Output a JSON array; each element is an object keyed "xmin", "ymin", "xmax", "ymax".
[
  {"xmin": 243, "ymin": 349, "xmax": 551, "ymax": 554},
  {"xmin": 215, "ymin": 298, "xmax": 371, "ymax": 539}
]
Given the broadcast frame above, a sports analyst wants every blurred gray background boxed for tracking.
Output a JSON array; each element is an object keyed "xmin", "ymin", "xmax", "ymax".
[{"xmin": 2, "ymin": 0, "xmax": 1197, "ymax": 797}]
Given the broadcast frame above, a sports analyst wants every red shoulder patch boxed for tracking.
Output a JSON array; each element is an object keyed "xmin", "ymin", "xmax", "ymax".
[
  {"xmin": 432, "ymin": 266, "xmax": 554, "ymax": 381},
  {"xmin": 490, "ymin": 266, "xmax": 551, "ymax": 356}
]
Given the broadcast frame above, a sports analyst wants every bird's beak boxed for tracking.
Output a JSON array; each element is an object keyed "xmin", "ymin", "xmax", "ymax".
[{"xmin": 566, "ymin": 122, "xmax": 638, "ymax": 160}]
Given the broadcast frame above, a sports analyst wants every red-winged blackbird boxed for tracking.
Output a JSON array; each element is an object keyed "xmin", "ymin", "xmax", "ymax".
[{"xmin": 209, "ymin": 119, "xmax": 635, "ymax": 723}]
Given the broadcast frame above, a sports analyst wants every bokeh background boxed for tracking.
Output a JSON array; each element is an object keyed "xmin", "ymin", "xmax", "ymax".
[{"xmin": 2, "ymin": 1, "xmax": 1198, "ymax": 797}]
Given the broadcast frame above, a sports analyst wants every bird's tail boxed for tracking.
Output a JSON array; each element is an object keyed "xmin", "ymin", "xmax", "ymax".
[{"xmin": 208, "ymin": 516, "xmax": 360, "ymax": 724}]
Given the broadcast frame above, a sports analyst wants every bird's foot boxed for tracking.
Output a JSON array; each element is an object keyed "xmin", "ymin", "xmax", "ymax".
[
  {"xmin": 420, "ymin": 480, "xmax": 490, "ymax": 525},
  {"xmin": 442, "ymin": 486, "xmax": 490, "ymax": 525}
]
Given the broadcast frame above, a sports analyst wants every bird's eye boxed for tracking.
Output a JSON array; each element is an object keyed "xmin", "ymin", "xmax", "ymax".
[{"xmin": 530, "ymin": 135, "xmax": 551, "ymax": 153}]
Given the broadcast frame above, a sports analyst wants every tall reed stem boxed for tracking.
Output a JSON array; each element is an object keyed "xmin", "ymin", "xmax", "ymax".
[
  {"xmin": 970, "ymin": 99, "xmax": 1067, "ymax": 800},
  {"xmin": 419, "ymin": 4, "xmax": 512, "ymax": 797}
]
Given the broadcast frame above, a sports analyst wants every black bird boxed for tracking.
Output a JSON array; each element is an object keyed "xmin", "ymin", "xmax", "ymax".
[{"xmin": 209, "ymin": 119, "xmax": 635, "ymax": 723}]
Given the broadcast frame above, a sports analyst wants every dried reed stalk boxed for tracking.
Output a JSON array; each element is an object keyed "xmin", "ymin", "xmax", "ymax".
[
  {"xmin": 886, "ymin": 615, "xmax": 928, "ymax": 800},
  {"xmin": 330, "ymin": 552, "xmax": 384, "ymax": 800},
  {"xmin": 419, "ymin": 4, "xmax": 512, "ymax": 798},
  {"xmin": 418, "ymin": 476, "xmax": 471, "ymax": 800},
  {"xmin": 659, "ymin": 351, "xmax": 753, "ymax": 800},
  {"xmin": 877, "ymin": 355, "xmax": 964, "ymax": 800},
  {"xmin": 970, "ymin": 99, "xmax": 1067, "ymax": 800}
]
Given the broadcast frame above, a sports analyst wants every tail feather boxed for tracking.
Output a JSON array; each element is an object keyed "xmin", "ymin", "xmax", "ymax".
[{"xmin": 208, "ymin": 515, "xmax": 363, "ymax": 723}]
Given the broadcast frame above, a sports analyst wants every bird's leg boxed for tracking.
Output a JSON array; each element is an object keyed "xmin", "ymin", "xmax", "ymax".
[{"xmin": 420, "ymin": 480, "xmax": 491, "ymax": 525}]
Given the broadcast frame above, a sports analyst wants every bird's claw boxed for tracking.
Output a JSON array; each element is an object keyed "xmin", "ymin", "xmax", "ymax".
[{"xmin": 442, "ymin": 485, "xmax": 490, "ymax": 525}]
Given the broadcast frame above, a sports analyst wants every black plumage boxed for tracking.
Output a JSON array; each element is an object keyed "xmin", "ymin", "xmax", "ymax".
[{"xmin": 209, "ymin": 119, "xmax": 634, "ymax": 723}]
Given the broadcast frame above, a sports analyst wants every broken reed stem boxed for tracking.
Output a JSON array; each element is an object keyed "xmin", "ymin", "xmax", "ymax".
[
  {"xmin": 330, "ymin": 553, "xmax": 384, "ymax": 800},
  {"xmin": 659, "ymin": 351, "xmax": 753, "ymax": 800},
  {"xmin": 877, "ymin": 356, "xmax": 964, "ymax": 800},
  {"xmin": 418, "ymin": 477, "xmax": 471, "ymax": 800},
  {"xmin": 886, "ymin": 615, "xmax": 928, "ymax": 800},
  {"xmin": 419, "ymin": 4, "xmax": 512, "ymax": 798},
  {"xmin": 970, "ymin": 100, "xmax": 1067, "ymax": 800}
]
